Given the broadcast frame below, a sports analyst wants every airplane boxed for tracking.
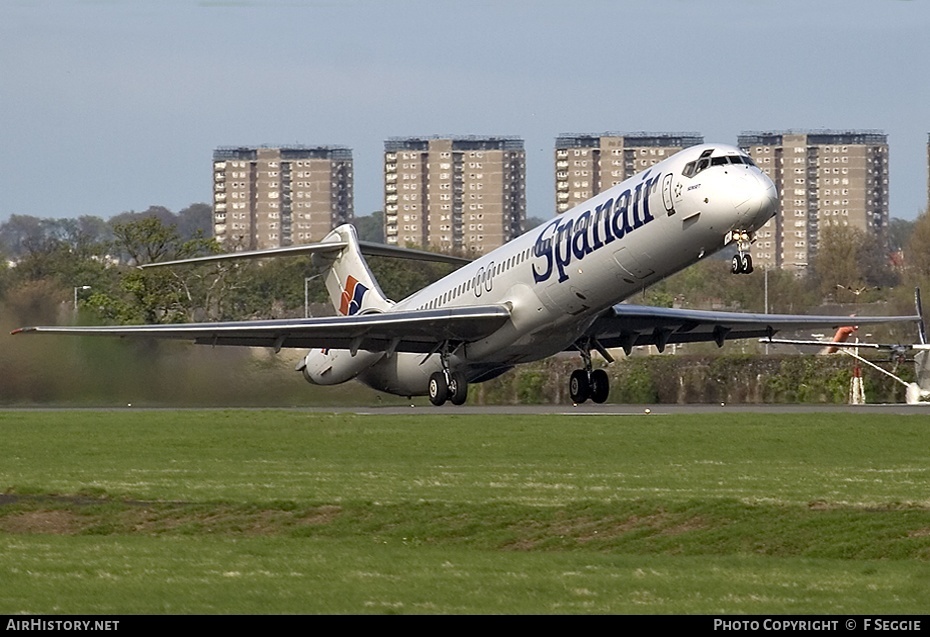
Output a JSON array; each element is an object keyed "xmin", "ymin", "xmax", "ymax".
[{"xmin": 12, "ymin": 143, "xmax": 922, "ymax": 406}]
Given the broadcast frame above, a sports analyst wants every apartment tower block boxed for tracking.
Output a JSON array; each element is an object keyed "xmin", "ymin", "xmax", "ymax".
[
  {"xmin": 738, "ymin": 130, "xmax": 889, "ymax": 272},
  {"xmin": 213, "ymin": 145, "xmax": 353, "ymax": 251},
  {"xmin": 554, "ymin": 132, "xmax": 703, "ymax": 214},
  {"xmin": 384, "ymin": 136, "xmax": 526, "ymax": 254}
]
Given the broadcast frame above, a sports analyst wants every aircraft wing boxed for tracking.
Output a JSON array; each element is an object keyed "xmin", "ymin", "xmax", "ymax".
[
  {"xmin": 585, "ymin": 304, "xmax": 921, "ymax": 353},
  {"xmin": 11, "ymin": 305, "xmax": 511, "ymax": 355}
]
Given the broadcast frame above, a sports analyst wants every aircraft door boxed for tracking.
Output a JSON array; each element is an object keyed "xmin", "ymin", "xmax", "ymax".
[{"xmin": 662, "ymin": 173, "xmax": 675, "ymax": 215}]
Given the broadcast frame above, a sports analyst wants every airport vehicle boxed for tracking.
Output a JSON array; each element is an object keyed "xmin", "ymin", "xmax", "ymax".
[{"xmin": 13, "ymin": 144, "xmax": 920, "ymax": 405}]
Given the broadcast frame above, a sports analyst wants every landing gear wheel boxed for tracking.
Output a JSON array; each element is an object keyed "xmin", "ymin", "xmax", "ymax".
[
  {"xmin": 731, "ymin": 254, "xmax": 743, "ymax": 274},
  {"xmin": 731, "ymin": 254, "xmax": 753, "ymax": 275},
  {"xmin": 569, "ymin": 369, "xmax": 591, "ymax": 404},
  {"xmin": 428, "ymin": 371, "xmax": 448, "ymax": 406},
  {"xmin": 589, "ymin": 369, "xmax": 610, "ymax": 404},
  {"xmin": 448, "ymin": 371, "xmax": 468, "ymax": 406}
]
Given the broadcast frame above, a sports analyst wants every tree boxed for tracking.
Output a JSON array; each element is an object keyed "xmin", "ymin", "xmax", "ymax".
[
  {"xmin": 85, "ymin": 216, "xmax": 221, "ymax": 323},
  {"xmin": 0, "ymin": 215, "xmax": 46, "ymax": 258},
  {"xmin": 176, "ymin": 203, "xmax": 213, "ymax": 241},
  {"xmin": 858, "ymin": 231, "xmax": 899, "ymax": 289},
  {"xmin": 812, "ymin": 225, "xmax": 867, "ymax": 301},
  {"xmin": 353, "ymin": 211, "xmax": 384, "ymax": 243},
  {"xmin": 810, "ymin": 224, "xmax": 899, "ymax": 302},
  {"xmin": 219, "ymin": 257, "xmax": 321, "ymax": 320},
  {"xmin": 0, "ymin": 214, "xmax": 111, "ymax": 259},
  {"xmin": 110, "ymin": 216, "xmax": 215, "ymax": 266},
  {"xmin": 905, "ymin": 211, "xmax": 930, "ymax": 279},
  {"xmin": 889, "ymin": 217, "xmax": 915, "ymax": 253},
  {"xmin": 108, "ymin": 205, "xmax": 177, "ymax": 230},
  {"xmin": 367, "ymin": 256, "xmax": 455, "ymax": 302}
]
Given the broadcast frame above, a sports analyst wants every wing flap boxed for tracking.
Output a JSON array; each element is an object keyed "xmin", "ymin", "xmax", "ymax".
[{"xmin": 13, "ymin": 305, "xmax": 511, "ymax": 354}]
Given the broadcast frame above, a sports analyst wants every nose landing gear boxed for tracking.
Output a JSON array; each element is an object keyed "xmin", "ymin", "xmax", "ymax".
[
  {"xmin": 726, "ymin": 230, "xmax": 755, "ymax": 275},
  {"xmin": 731, "ymin": 253, "xmax": 753, "ymax": 275}
]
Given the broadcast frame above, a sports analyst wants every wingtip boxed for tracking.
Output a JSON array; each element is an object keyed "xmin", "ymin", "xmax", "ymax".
[{"xmin": 10, "ymin": 326, "xmax": 40, "ymax": 335}]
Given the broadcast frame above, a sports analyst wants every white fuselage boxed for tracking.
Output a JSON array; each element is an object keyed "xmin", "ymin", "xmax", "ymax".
[{"xmin": 330, "ymin": 144, "xmax": 777, "ymax": 396}]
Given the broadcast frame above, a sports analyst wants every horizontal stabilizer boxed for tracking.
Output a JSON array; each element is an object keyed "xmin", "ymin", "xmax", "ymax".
[
  {"xmin": 140, "ymin": 240, "xmax": 348, "ymax": 269},
  {"xmin": 140, "ymin": 231, "xmax": 472, "ymax": 270}
]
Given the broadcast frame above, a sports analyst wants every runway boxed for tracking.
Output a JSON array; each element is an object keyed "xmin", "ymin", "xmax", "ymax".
[
  {"xmin": 328, "ymin": 402, "xmax": 930, "ymax": 416},
  {"xmin": 5, "ymin": 402, "xmax": 929, "ymax": 416}
]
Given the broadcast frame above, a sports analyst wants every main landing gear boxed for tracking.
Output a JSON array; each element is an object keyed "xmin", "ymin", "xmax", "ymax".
[
  {"xmin": 727, "ymin": 229, "xmax": 755, "ymax": 275},
  {"xmin": 569, "ymin": 368, "xmax": 610, "ymax": 404},
  {"xmin": 569, "ymin": 339, "xmax": 611, "ymax": 404},
  {"xmin": 426, "ymin": 341, "xmax": 469, "ymax": 406},
  {"xmin": 428, "ymin": 370, "xmax": 468, "ymax": 406}
]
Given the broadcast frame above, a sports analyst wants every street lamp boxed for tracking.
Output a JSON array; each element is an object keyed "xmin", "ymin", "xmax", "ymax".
[
  {"xmin": 73, "ymin": 285, "xmax": 91, "ymax": 314},
  {"xmin": 764, "ymin": 268, "xmax": 769, "ymax": 314},
  {"xmin": 304, "ymin": 275, "xmax": 322, "ymax": 318},
  {"xmin": 764, "ymin": 268, "xmax": 769, "ymax": 354}
]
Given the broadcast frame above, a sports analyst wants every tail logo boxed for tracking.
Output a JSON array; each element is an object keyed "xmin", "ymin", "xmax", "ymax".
[{"xmin": 339, "ymin": 275, "xmax": 368, "ymax": 316}]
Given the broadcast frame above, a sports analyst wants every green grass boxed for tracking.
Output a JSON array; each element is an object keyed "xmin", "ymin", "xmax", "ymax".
[{"xmin": 1, "ymin": 410, "xmax": 930, "ymax": 613}]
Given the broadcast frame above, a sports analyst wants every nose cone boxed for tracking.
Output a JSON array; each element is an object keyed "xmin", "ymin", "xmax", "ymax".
[{"xmin": 732, "ymin": 171, "xmax": 778, "ymax": 229}]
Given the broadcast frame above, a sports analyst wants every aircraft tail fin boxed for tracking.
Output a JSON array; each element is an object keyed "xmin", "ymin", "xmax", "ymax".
[{"xmin": 314, "ymin": 224, "xmax": 394, "ymax": 316}]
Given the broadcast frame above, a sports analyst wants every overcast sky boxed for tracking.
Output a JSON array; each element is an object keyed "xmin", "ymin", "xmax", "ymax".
[{"xmin": 2, "ymin": 0, "xmax": 928, "ymax": 224}]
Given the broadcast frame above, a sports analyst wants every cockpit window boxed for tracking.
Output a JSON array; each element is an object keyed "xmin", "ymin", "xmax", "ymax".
[
  {"xmin": 728, "ymin": 155, "xmax": 758, "ymax": 167},
  {"xmin": 682, "ymin": 158, "xmax": 711, "ymax": 177},
  {"xmin": 683, "ymin": 153, "xmax": 757, "ymax": 177}
]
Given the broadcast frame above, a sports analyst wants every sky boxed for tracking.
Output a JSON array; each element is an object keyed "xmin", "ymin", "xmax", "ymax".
[{"xmin": 2, "ymin": 0, "xmax": 929, "ymax": 224}]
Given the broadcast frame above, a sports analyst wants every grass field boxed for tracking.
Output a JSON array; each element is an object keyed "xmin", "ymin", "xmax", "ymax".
[{"xmin": 1, "ymin": 410, "xmax": 929, "ymax": 614}]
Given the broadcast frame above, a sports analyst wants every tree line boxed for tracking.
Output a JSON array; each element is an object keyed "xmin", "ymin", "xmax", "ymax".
[{"xmin": 0, "ymin": 205, "xmax": 454, "ymax": 328}]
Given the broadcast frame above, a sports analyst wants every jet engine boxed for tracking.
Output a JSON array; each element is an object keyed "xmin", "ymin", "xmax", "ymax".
[{"xmin": 297, "ymin": 348, "xmax": 385, "ymax": 386}]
